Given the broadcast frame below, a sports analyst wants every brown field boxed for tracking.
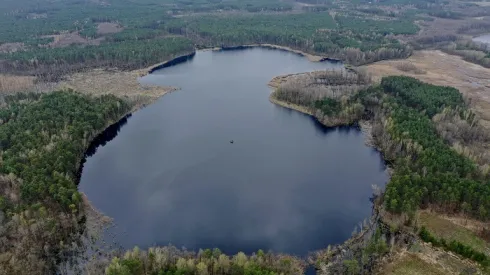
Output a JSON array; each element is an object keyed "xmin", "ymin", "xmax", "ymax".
[
  {"xmin": 96, "ymin": 22, "xmax": 123, "ymax": 35},
  {"xmin": 1, "ymin": 67, "xmax": 176, "ymax": 110},
  {"xmin": 416, "ymin": 17, "xmax": 475, "ymax": 37},
  {"xmin": 379, "ymin": 246, "xmax": 483, "ymax": 275},
  {"xmin": 55, "ymin": 68, "xmax": 177, "ymax": 109},
  {"xmin": 0, "ymin": 75, "xmax": 37, "ymax": 93},
  {"xmin": 364, "ymin": 50, "xmax": 490, "ymax": 129},
  {"xmin": 380, "ymin": 252, "xmax": 446, "ymax": 275},
  {"xmin": 43, "ymin": 32, "xmax": 104, "ymax": 48},
  {"xmin": 0, "ymin": 75, "xmax": 57, "ymax": 94},
  {"xmin": 418, "ymin": 211, "xmax": 490, "ymax": 255},
  {"xmin": 0, "ymin": 42, "xmax": 25, "ymax": 53}
]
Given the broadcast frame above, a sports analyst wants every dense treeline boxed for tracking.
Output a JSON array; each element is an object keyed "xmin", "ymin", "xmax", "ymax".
[
  {"xmin": 96, "ymin": 247, "xmax": 305, "ymax": 275},
  {"xmin": 0, "ymin": 0, "xmax": 166, "ymax": 44},
  {"xmin": 0, "ymin": 37, "xmax": 195, "ymax": 81},
  {"xmin": 379, "ymin": 76, "xmax": 489, "ymax": 219},
  {"xmin": 0, "ymin": 91, "xmax": 132, "ymax": 274},
  {"xmin": 165, "ymin": 12, "xmax": 415, "ymax": 65},
  {"xmin": 432, "ymin": 108, "xmax": 490, "ymax": 170},
  {"xmin": 0, "ymin": 91, "xmax": 131, "ymax": 208},
  {"xmin": 165, "ymin": 12, "xmax": 337, "ymax": 47},
  {"xmin": 336, "ymin": 15, "xmax": 418, "ymax": 35},
  {"xmin": 275, "ymin": 69, "xmax": 371, "ymax": 106},
  {"xmin": 0, "ymin": 0, "xmax": 423, "ymax": 77},
  {"xmin": 381, "ymin": 76, "xmax": 464, "ymax": 117},
  {"xmin": 274, "ymin": 69, "xmax": 370, "ymax": 126},
  {"xmin": 0, "ymin": 0, "xmax": 292, "ymax": 44}
]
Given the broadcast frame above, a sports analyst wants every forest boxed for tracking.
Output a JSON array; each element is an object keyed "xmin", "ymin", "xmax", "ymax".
[
  {"xmin": 280, "ymin": 75, "xmax": 490, "ymax": 220},
  {"xmin": 2, "ymin": 0, "xmax": 490, "ymax": 78},
  {"xmin": 164, "ymin": 12, "xmax": 415, "ymax": 64},
  {"xmin": 0, "ymin": 37, "xmax": 195, "ymax": 81},
  {"xmin": 100, "ymin": 247, "xmax": 304, "ymax": 275},
  {"xmin": 380, "ymin": 80, "xmax": 489, "ymax": 219},
  {"xmin": 0, "ymin": 91, "xmax": 132, "ymax": 274},
  {"xmin": 0, "ymin": 0, "xmax": 423, "ymax": 79},
  {"xmin": 1, "ymin": 0, "xmax": 489, "ymax": 274}
]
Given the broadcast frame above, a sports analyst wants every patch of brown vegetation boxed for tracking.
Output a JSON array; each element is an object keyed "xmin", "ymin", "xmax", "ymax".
[
  {"xmin": 96, "ymin": 22, "xmax": 123, "ymax": 35},
  {"xmin": 1, "ymin": 56, "xmax": 185, "ymax": 106},
  {"xmin": 0, "ymin": 75, "xmax": 59, "ymax": 95},
  {"xmin": 416, "ymin": 18, "xmax": 471, "ymax": 38},
  {"xmin": 365, "ymin": 50, "xmax": 490, "ymax": 129},
  {"xmin": 418, "ymin": 210, "xmax": 490, "ymax": 255},
  {"xmin": 0, "ymin": 75, "xmax": 36, "ymax": 93},
  {"xmin": 432, "ymin": 108, "xmax": 490, "ymax": 172},
  {"xmin": 81, "ymin": 193, "xmax": 113, "ymax": 237},
  {"xmin": 44, "ymin": 32, "xmax": 104, "ymax": 48},
  {"xmin": 394, "ymin": 62, "xmax": 426, "ymax": 74},
  {"xmin": 55, "ymin": 68, "xmax": 177, "ymax": 109},
  {"xmin": 379, "ymin": 250, "xmax": 445, "ymax": 275},
  {"xmin": 0, "ymin": 43, "xmax": 25, "ymax": 53},
  {"xmin": 442, "ymin": 215, "xmax": 489, "ymax": 235},
  {"xmin": 378, "ymin": 244, "xmax": 483, "ymax": 275},
  {"xmin": 423, "ymin": 210, "xmax": 490, "ymax": 244},
  {"xmin": 268, "ymin": 72, "xmax": 307, "ymax": 89},
  {"xmin": 268, "ymin": 94, "xmax": 314, "ymax": 115}
]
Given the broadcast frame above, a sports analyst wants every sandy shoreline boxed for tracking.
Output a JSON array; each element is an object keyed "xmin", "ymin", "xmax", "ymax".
[{"xmin": 268, "ymin": 93, "xmax": 314, "ymax": 116}]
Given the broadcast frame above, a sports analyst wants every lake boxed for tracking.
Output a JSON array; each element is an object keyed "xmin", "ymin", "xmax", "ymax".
[
  {"xmin": 79, "ymin": 47, "xmax": 388, "ymax": 256},
  {"xmin": 473, "ymin": 34, "xmax": 490, "ymax": 45}
]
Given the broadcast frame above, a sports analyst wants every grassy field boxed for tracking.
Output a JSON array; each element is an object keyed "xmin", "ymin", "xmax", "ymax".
[
  {"xmin": 380, "ymin": 243, "xmax": 486, "ymax": 275},
  {"xmin": 365, "ymin": 50, "xmax": 490, "ymax": 130},
  {"xmin": 385, "ymin": 253, "xmax": 446, "ymax": 275},
  {"xmin": 419, "ymin": 211, "xmax": 490, "ymax": 256}
]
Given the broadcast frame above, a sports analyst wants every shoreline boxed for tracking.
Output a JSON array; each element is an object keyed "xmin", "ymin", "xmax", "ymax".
[
  {"xmin": 74, "ymin": 47, "xmax": 371, "ymax": 271},
  {"xmin": 268, "ymin": 72, "xmax": 309, "ymax": 89},
  {"xmin": 76, "ymin": 46, "xmax": 313, "ymax": 183},
  {"xmin": 268, "ymin": 93, "xmax": 314, "ymax": 116},
  {"xmin": 214, "ymin": 44, "xmax": 337, "ymax": 62},
  {"xmin": 140, "ymin": 51, "xmax": 197, "ymax": 76},
  {"xmin": 267, "ymin": 82, "xmax": 396, "ymax": 275},
  {"xmin": 140, "ymin": 44, "xmax": 338, "ymax": 76}
]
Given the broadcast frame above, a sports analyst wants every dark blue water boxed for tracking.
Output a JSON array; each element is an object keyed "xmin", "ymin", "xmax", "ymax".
[{"xmin": 79, "ymin": 48, "xmax": 388, "ymax": 256}]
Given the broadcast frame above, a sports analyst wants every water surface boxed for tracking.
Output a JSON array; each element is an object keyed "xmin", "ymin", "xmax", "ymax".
[
  {"xmin": 473, "ymin": 34, "xmax": 490, "ymax": 44},
  {"xmin": 79, "ymin": 48, "xmax": 388, "ymax": 255}
]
